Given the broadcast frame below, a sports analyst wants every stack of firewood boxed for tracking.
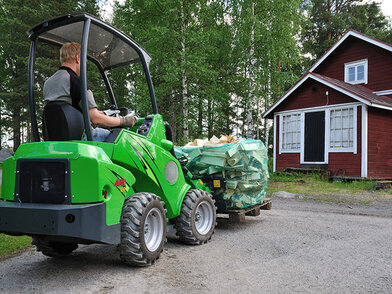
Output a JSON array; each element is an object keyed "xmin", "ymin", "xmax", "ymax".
[{"xmin": 175, "ymin": 137, "xmax": 269, "ymax": 209}]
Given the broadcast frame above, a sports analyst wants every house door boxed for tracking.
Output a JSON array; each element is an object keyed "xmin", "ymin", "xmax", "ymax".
[{"xmin": 304, "ymin": 111, "xmax": 325, "ymax": 162}]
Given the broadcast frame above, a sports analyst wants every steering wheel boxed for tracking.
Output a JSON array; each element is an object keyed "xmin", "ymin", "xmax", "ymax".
[{"xmin": 104, "ymin": 106, "xmax": 132, "ymax": 117}]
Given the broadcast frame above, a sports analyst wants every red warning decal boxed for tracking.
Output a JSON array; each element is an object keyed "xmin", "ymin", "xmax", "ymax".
[{"xmin": 114, "ymin": 179, "xmax": 128, "ymax": 193}]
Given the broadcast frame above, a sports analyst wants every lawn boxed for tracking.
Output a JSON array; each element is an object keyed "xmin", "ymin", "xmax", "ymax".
[
  {"xmin": 266, "ymin": 172, "xmax": 392, "ymax": 204},
  {"xmin": 0, "ymin": 164, "xmax": 32, "ymax": 260},
  {"xmin": 0, "ymin": 234, "xmax": 32, "ymax": 260}
]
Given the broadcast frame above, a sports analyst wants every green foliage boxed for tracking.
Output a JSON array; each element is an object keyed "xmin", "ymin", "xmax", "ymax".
[
  {"xmin": 0, "ymin": 0, "xmax": 101, "ymax": 150},
  {"xmin": 302, "ymin": 0, "xmax": 392, "ymax": 60},
  {"xmin": 112, "ymin": 0, "xmax": 303, "ymax": 144},
  {"xmin": 1, "ymin": 0, "xmax": 391, "ymax": 148}
]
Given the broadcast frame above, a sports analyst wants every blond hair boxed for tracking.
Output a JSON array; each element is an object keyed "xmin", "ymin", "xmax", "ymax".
[{"xmin": 60, "ymin": 42, "xmax": 81, "ymax": 64}]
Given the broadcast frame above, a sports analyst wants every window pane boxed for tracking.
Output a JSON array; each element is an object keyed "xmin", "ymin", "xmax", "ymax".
[
  {"xmin": 348, "ymin": 67, "xmax": 355, "ymax": 81},
  {"xmin": 357, "ymin": 65, "xmax": 364, "ymax": 81},
  {"xmin": 282, "ymin": 114, "xmax": 300, "ymax": 151},
  {"xmin": 329, "ymin": 107, "xmax": 354, "ymax": 150}
]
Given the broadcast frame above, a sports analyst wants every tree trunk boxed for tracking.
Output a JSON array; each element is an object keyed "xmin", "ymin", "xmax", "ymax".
[
  {"xmin": 265, "ymin": 61, "xmax": 271, "ymax": 147},
  {"xmin": 327, "ymin": 0, "xmax": 332, "ymax": 40},
  {"xmin": 169, "ymin": 89, "xmax": 177, "ymax": 142},
  {"xmin": 246, "ymin": 0, "xmax": 255, "ymax": 139},
  {"xmin": 207, "ymin": 98, "xmax": 212, "ymax": 138},
  {"xmin": 181, "ymin": 1, "xmax": 189, "ymax": 142},
  {"xmin": 197, "ymin": 96, "xmax": 203, "ymax": 137}
]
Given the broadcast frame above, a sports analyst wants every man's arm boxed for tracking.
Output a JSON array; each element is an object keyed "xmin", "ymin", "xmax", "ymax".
[{"xmin": 89, "ymin": 107, "xmax": 121, "ymax": 127}]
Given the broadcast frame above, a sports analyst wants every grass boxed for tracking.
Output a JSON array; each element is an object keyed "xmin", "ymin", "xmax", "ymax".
[
  {"xmin": 0, "ymin": 234, "xmax": 32, "ymax": 260},
  {"xmin": 0, "ymin": 164, "xmax": 32, "ymax": 260},
  {"xmin": 266, "ymin": 171, "xmax": 392, "ymax": 204}
]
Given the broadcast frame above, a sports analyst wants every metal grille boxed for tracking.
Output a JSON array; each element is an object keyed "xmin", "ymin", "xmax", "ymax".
[{"xmin": 17, "ymin": 159, "xmax": 70, "ymax": 204}]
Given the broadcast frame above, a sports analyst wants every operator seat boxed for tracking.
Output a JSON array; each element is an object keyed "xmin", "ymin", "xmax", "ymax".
[{"xmin": 43, "ymin": 101, "xmax": 85, "ymax": 141}]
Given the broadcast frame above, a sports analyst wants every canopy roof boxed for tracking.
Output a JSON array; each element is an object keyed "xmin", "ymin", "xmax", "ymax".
[{"xmin": 28, "ymin": 13, "xmax": 152, "ymax": 70}]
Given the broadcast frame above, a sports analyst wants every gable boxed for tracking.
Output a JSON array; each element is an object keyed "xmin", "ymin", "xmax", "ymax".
[
  {"xmin": 274, "ymin": 78, "xmax": 357, "ymax": 113},
  {"xmin": 263, "ymin": 73, "xmax": 392, "ymax": 118},
  {"xmin": 309, "ymin": 30, "xmax": 392, "ymax": 72},
  {"xmin": 314, "ymin": 36, "xmax": 392, "ymax": 91}
]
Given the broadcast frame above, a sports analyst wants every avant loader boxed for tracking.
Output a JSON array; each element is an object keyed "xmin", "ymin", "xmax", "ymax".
[{"xmin": 0, "ymin": 13, "xmax": 216, "ymax": 266}]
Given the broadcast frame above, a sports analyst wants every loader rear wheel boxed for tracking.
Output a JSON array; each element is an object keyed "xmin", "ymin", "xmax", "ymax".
[
  {"xmin": 32, "ymin": 237, "xmax": 78, "ymax": 257},
  {"xmin": 175, "ymin": 189, "xmax": 216, "ymax": 245},
  {"xmin": 120, "ymin": 192, "xmax": 167, "ymax": 266}
]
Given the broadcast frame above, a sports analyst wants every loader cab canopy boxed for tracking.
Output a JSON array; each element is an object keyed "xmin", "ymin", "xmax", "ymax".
[{"xmin": 28, "ymin": 13, "xmax": 157, "ymax": 142}]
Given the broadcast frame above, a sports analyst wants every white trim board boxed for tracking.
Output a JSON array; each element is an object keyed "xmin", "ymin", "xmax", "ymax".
[
  {"xmin": 361, "ymin": 105, "xmax": 368, "ymax": 178},
  {"xmin": 273, "ymin": 114, "xmax": 277, "ymax": 172},
  {"xmin": 373, "ymin": 89, "xmax": 392, "ymax": 96}
]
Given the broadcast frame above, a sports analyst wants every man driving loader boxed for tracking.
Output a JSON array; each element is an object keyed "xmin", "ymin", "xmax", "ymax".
[{"xmin": 43, "ymin": 42, "xmax": 137, "ymax": 141}]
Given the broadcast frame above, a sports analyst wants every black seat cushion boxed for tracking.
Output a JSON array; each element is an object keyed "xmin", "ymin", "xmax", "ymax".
[{"xmin": 43, "ymin": 102, "xmax": 84, "ymax": 141}]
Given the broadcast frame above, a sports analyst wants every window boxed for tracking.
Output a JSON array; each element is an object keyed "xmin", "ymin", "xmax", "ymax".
[
  {"xmin": 281, "ymin": 113, "xmax": 301, "ymax": 152},
  {"xmin": 344, "ymin": 59, "xmax": 368, "ymax": 84},
  {"xmin": 329, "ymin": 107, "xmax": 355, "ymax": 150}
]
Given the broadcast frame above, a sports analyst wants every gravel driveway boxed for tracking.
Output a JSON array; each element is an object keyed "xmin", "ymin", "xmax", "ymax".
[{"xmin": 1, "ymin": 198, "xmax": 391, "ymax": 294}]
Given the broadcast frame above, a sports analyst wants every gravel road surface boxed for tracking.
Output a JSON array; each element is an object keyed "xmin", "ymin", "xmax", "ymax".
[{"xmin": 1, "ymin": 198, "xmax": 392, "ymax": 294}]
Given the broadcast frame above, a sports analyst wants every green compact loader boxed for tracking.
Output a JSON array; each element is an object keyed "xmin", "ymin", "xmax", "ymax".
[{"xmin": 0, "ymin": 13, "xmax": 216, "ymax": 266}]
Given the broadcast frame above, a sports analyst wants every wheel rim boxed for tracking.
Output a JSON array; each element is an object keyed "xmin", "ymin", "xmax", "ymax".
[
  {"xmin": 194, "ymin": 200, "xmax": 214, "ymax": 235},
  {"xmin": 144, "ymin": 208, "xmax": 164, "ymax": 252}
]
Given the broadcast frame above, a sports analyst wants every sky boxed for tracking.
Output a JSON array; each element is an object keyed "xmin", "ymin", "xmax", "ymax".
[
  {"xmin": 99, "ymin": 0, "xmax": 392, "ymax": 20},
  {"xmin": 380, "ymin": 0, "xmax": 392, "ymax": 18}
]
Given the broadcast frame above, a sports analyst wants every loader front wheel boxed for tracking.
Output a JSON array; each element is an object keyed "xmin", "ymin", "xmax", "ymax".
[
  {"xmin": 175, "ymin": 189, "xmax": 216, "ymax": 245},
  {"xmin": 120, "ymin": 192, "xmax": 167, "ymax": 266},
  {"xmin": 32, "ymin": 237, "xmax": 78, "ymax": 257}
]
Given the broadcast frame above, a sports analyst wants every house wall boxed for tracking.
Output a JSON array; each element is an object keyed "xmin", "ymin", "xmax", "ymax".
[
  {"xmin": 274, "ymin": 81, "xmax": 363, "ymax": 177},
  {"xmin": 276, "ymin": 80, "xmax": 357, "ymax": 113},
  {"xmin": 368, "ymin": 107, "xmax": 392, "ymax": 178},
  {"xmin": 315, "ymin": 36, "xmax": 392, "ymax": 92}
]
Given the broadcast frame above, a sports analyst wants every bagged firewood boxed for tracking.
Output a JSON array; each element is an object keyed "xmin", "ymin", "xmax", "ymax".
[{"xmin": 175, "ymin": 139, "xmax": 269, "ymax": 209}]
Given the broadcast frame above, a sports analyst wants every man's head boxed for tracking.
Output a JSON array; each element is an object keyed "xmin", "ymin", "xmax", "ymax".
[{"xmin": 60, "ymin": 42, "xmax": 81, "ymax": 75}]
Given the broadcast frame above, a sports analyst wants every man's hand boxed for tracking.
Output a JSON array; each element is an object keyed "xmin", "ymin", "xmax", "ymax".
[{"xmin": 120, "ymin": 115, "xmax": 138, "ymax": 127}]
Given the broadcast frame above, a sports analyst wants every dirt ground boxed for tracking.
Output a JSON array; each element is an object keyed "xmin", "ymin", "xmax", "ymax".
[{"xmin": 0, "ymin": 196, "xmax": 392, "ymax": 294}]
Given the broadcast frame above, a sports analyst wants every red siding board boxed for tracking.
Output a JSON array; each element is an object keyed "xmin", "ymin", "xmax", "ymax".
[
  {"xmin": 276, "ymin": 79, "xmax": 356, "ymax": 113},
  {"xmin": 368, "ymin": 108, "xmax": 392, "ymax": 178},
  {"xmin": 315, "ymin": 36, "xmax": 392, "ymax": 92}
]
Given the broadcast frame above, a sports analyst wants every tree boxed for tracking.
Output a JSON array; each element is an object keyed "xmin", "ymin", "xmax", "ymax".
[
  {"xmin": 0, "ymin": 1, "xmax": 101, "ymax": 150},
  {"xmin": 302, "ymin": 0, "xmax": 392, "ymax": 60}
]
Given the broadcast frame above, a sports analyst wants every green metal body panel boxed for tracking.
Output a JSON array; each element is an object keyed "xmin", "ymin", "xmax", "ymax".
[
  {"xmin": 1, "ymin": 142, "xmax": 136, "ymax": 226},
  {"xmin": 0, "ymin": 114, "xmax": 206, "ymax": 229}
]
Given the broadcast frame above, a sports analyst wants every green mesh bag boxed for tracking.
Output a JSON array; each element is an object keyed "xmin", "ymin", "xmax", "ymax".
[{"xmin": 175, "ymin": 139, "xmax": 269, "ymax": 209}]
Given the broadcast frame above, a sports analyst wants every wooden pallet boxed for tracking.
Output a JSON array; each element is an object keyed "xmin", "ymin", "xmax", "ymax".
[{"xmin": 217, "ymin": 198, "xmax": 272, "ymax": 223}]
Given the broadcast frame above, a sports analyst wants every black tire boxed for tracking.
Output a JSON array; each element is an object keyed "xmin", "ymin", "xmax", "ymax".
[
  {"xmin": 120, "ymin": 192, "xmax": 167, "ymax": 266},
  {"xmin": 32, "ymin": 237, "xmax": 78, "ymax": 257},
  {"xmin": 175, "ymin": 189, "xmax": 217, "ymax": 245}
]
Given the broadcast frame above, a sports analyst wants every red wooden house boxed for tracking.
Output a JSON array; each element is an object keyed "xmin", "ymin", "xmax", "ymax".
[{"xmin": 263, "ymin": 30, "xmax": 392, "ymax": 179}]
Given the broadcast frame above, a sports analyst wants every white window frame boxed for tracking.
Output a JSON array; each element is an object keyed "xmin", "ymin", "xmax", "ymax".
[
  {"xmin": 279, "ymin": 112, "xmax": 301, "ymax": 153},
  {"xmin": 327, "ymin": 106, "xmax": 357, "ymax": 153},
  {"xmin": 344, "ymin": 59, "xmax": 368, "ymax": 85}
]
